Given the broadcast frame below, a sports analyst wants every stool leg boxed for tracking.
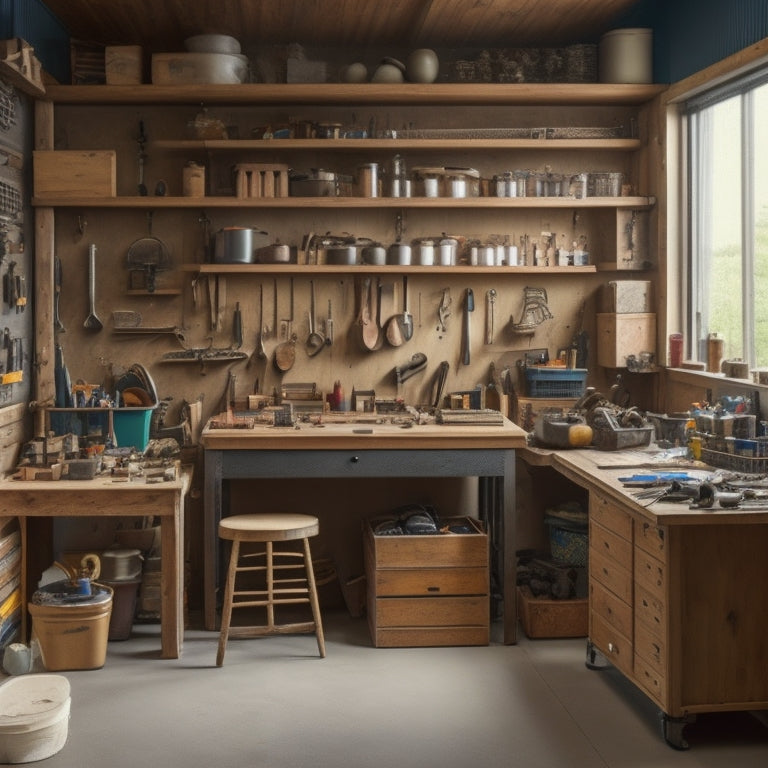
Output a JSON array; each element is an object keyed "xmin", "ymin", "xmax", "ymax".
[
  {"xmin": 303, "ymin": 537, "xmax": 326, "ymax": 658},
  {"xmin": 216, "ymin": 538, "xmax": 240, "ymax": 667}
]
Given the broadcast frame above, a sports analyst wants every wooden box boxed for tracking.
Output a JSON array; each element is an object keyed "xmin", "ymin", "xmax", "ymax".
[
  {"xmin": 364, "ymin": 516, "xmax": 489, "ymax": 647},
  {"xmin": 105, "ymin": 45, "xmax": 143, "ymax": 84},
  {"xmin": 33, "ymin": 150, "xmax": 116, "ymax": 198},
  {"xmin": 596, "ymin": 312, "xmax": 656, "ymax": 368},
  {"xmin": 516, "ymin": 586, "xmax": 588, "ymax": 639},
  {"xmin": 602, "ymin": 280, "xmax": 652, "ymax": 313}
]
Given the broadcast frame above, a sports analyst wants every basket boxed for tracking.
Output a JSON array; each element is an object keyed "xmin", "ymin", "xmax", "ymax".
[
  {"xmin": 700, "ymin": 447, "xmax": 768, "ymax": 474},
  {"xmin": 547, "ymin": 525, "xmax": 588, "ymax": 566},
  {"xmin": 524, "ymin": 367, "xmax": 587, "ymax": 398}
]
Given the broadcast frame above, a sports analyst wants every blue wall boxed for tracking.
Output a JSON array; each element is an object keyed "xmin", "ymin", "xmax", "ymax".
[
  {"xmin": 0, "ymin": 0, "xmax": 69, "ymax": 83},
  {"xmin": 618, "ymin": 0, "xmax": 768, "ymax": 83}
]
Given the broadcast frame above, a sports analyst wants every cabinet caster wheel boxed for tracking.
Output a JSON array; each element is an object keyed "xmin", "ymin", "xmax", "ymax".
[
  {"xmin": 659, "ymin": 712, "xmax": 693, "ymax": 750},
  {"xmin": 585, "ymin": 639, "xmax": 608, "ymax": 670}
]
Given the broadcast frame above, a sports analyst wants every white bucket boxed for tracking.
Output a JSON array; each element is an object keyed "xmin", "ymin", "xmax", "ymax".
[
  {"xmin": 0, "ymin": 674, "xmax": 70, "ymax": 763},
  {"xmin": 599, "ymin": 28, "xmax": 653, "ymax": 84}
]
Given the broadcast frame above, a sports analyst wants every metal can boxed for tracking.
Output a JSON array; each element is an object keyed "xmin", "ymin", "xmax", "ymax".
[{"xmin": 357, "ymin": 163, "xmax": 379, "ymax": 197}]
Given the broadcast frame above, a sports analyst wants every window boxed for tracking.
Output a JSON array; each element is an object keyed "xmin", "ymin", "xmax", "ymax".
[{"xmin": 686, "ymin": 67, "xmax": 768, "ymax": 367}]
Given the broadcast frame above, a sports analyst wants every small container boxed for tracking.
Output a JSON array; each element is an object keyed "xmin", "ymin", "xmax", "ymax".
[
  {"xmin": 669, "ymin": 333, "xmax": 683, "ymax": 368},
  {"xmin": 504, "ymin": 244, "xmax": 519, "ymax": 266},
  {"xmin": 707, "ymin": 332, "xmax": 724, "ymax": 373},
  {"xmin": 182, "ymin": 161, "xmax": 205, "ymax": 196},
  {"xmin": 443, "ymin": 167, "xmax": 480, "ymax": 198},
  {"xmin": 413, "ymin": 167, "xmax": 442, "ymax": 197},
  {"xmin": 438, "ymin": 237, "xmax": 458, "ymax": 266},
  {"xmin": 599, "ymin": 28, "xmax": 653, "ymax": 84},
  {"xmin": 412, "ymin": 238, "xmax": 435, "ymax": 266},
  {"xmin": 357, "ymin": 163, "xmax": 379, "ymax": 197}
]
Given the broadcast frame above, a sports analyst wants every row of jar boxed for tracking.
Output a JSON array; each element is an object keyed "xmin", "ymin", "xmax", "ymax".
[{"xmin": 290, "ymin": 165, "xmax": 627, "ymax": 199}]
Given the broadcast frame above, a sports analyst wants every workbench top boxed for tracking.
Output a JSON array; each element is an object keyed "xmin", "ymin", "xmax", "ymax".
[
  {"xmin": 201, "ymin": 416, "xmax": 528, "ymax": 451},
  {"xmin": 520, "ymin": 445, "xmax": 768, "ymax": 525}
]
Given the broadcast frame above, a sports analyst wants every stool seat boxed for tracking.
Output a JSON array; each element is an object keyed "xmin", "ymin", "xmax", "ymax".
[
  {"xmin": 219, "ymin": 513, "xmax": 319, "ymax": 542},
  {"xmin": 216, "ymin": 513, "xmax": 326, "ymax": 666}
]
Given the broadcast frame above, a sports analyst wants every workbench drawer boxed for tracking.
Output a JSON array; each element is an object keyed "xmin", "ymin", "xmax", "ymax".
[
  {"xmin": 635, "ymin": 519, "xmax": 667, "ymax": 559},
  {"xmin": 590, "ymin": 491, "xmax": 633, "ymax": 540},
  {"xmin": 590, "ymin": 611, "xmax": 633, "ymax": 677},
  {"xmin": 590, "ymin": 519, "xmax": 632, "ymax": 570},
  {"xmin": 369, "ymin": 625, "xmax": 491, "ymax": 648},
  {"xmin": 634, "ymin": 548, "xmax": 666, "ymax": 599},
  {"xmin": 634, "ymin": 616, "xmax": 666, "ymax": 676},
  {"xmin": 372, "ymin": 567, "xmax": 488, "ymax": 597},
  {"xmin": 589, "ymin": 579, "xmax": 632, "ymax": 639},
  {"xmin": 635, "ymin": 583, "xmax": 666, "ymax": 636},
  {"xmin": 633, "ymin": 652, "xmax": 667, "ymax": 708},
  {"xmin": 589, "ymin": 547, "xmax": 632, "ymax": 605}
]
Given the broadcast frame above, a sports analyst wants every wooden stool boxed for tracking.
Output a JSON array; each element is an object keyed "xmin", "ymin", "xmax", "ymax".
[{"xmin": 216, "ymin": 513, "xmax": 326, "ymax": 666}]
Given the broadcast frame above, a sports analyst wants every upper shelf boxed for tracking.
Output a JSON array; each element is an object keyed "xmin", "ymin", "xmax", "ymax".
[
  {"xmin": 153, "ymin": 138, "xmax": 642, "ymax": 152},
  {"xmin": 44, "ymin": 83, "xmax": 669, "ymax": 107},
  {"xmin": 32, "ymin": 195, "xmax": 656, "ymax": 209}
]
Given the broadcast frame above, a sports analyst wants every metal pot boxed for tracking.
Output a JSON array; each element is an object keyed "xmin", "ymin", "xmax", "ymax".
[
  {"xmin": 255, "ymin": 242, "xmax": 291, "ymax": 264},
  {"xmin": 361, "ymin": 242, "xmax": 386, "ymax": 265},
  {"xmin": 213, "ymin": 226, "xmax": 268, "ymax": 264},
  {"xmin": 312, "ymin": 234, "xmax": 359, "ymax": 265},
  {"xmin": 386, "ymin": 242, "xmax": 412, "ymax": 266}
]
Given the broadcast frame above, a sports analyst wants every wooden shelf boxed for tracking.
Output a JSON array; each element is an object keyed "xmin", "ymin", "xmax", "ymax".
[
  {"xmin": 152, "ymin": 138, "xmax": 643, "ymax": 152},
  {"xmin": 33, "ymin": 195, "xmax": 655, "ymax": 210},
  {"xmin": 44, "ymin": 82, "xmax": 668, "ymax": 107},
  {"xmin": 179, "ymin": 263, "xmax": 598, "ymax": 275}
]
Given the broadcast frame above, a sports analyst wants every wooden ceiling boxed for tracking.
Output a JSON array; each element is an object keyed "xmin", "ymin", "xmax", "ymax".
[{"xmin": 40, "ymin": 0, "xmax": 644, "ymax": 52}]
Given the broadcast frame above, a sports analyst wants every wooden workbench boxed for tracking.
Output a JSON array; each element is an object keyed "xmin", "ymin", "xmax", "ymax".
[
  {"xmin": 519, "ymin": 445, "xmax": 768, "ymax": 749},
  {"xmin": 0, "ymin": 466, "xmax": 192, "ymax": 659},
  {"xmin": 202, "ymin": 417, "xmax": 527, "ymax": 643}
]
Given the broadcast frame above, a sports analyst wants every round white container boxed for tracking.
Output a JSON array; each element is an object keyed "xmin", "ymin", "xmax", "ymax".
[{"xmin": 599, "ymin": 28, "xmax": 653, "ymax": 84}]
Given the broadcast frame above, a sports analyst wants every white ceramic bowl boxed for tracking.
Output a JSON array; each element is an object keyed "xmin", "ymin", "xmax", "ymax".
[
  {"xmin": 371, "ymin": 63, "xmax": 404, "ymax": 83},
  {"xmin": 184, "ymin": 34, "xmax": 241, "ymax": 55}
]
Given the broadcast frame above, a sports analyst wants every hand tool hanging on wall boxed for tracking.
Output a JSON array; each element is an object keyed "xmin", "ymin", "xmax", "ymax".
[
  {"xmin": 273, "ymin": 278, "xmax": 296, "ymax": 372},
  {"xmin": 306, "ymin": 280, "xmax": 325, "ymax": 356},
  {"xmin": 325, "ymin": 299, "xmax": 334, "ymax": 346},
  {"xmin": 485, "ymin": 288, "xmax": 496, "ymax": 344},
  {"xmin": 137, "ymin": 119, "xmax": 148, "ymax": 196},
  {"xmin": 462, "ymin": 288, "xmax": 474, "ymax": 365},
  {"xmin": 232, "ymin": 302, "xmax": 243, "ymax": 349},
  {"xmin": 54, "ymin": 257, "xmax": 65, "ymax": 332},
  {"xmin": 437, "ymin": 287, "xmax": 451, "ymax": 336},
  {"xmin": 83, "ymin": 244, "xmax": 103, "ymax": 331}
]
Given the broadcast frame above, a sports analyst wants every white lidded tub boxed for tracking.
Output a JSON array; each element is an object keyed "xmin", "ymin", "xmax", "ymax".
[{"xmin": 0, "ymin": 674, "xmax": 71, "ymax": 763}]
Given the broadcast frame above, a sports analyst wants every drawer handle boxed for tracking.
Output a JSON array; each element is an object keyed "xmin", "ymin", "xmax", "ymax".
[
  {"xmin": 608, "ymin": 642, "xmax": 617, "ymax": 654},
  {"xmin": 427, "ymin": 586, "xmax": 440, "ymax": 592},
  {"xmin": 350, "ymin": 456, "xmax": 359, "ymax": 463}
]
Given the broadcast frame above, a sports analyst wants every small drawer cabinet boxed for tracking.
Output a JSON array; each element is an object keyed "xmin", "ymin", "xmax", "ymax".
[{"xmin": 364, "ymin": 516, "xmax": 489, "ymax": 647}]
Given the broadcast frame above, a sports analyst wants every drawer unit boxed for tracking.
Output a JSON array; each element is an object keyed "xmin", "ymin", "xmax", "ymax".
[
  {"xmin": 364, "ymin": 516, "xmax": 489, "ymax": 647},
  {"xmin": 590, "ymin": 492, "xmax": 633, "ymax": 539},
  {"xmin": 589, "ymin": 546, "xmax": 632, "ymax": 604},
  {"xmin": 590, "ymin": 519, "xmax": 632, "ymax": 569},
  {"xmin": 633, "ymin": 651, "xmax": 667, "ymax": 707},
  {"xmin": 634, "ymin": 548, "xmax": 666, "ymax": 598},
  {"xmin": 590, "ymin": 611, "xmax": 633, "ymax": 676},
  {"xmin": 589, "ymin": 579, "xmax": 632, "ymax": 639},
  {"xmin": 635, "ymin": 519, "xmax": 667, "ymax": 558}
]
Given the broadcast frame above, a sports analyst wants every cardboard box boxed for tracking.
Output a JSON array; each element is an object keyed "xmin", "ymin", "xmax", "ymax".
[
  {"xmin": 517, "ymin": 585, "xmax": 588, "ymax": 638},
  {"xmin": 33, "ymin": 151, "xmax": 116, "ymax": 198},
  {"xmin": 105, "ymin": 45, "xmax": 143, "ymax": 84},
  {"xmin": 596, "ymin": 312, "xmax": 656, "ymax": 368}
]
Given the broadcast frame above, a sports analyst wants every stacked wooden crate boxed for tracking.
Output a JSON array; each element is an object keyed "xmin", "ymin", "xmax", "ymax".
[{"xmin": 0, "ymin": 516, "xmax": 21, "ymax": 648}]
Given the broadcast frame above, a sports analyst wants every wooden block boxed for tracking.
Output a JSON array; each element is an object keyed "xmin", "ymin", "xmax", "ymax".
[
  {"xmin": 105, "ymin": 46, "xmax": 143, "ymax": 85},
  {"xmin": 596, "ymin": 312, "xmax": 656, "ymax": 368},
  {"xmin": 34, "ymin": 150, "xmax": 116, "ymax": 198}
]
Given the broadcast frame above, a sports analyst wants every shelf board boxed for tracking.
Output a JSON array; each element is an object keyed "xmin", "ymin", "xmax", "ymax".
[
  {"xmin": 179, "ymin": 263, "xmax": 598, "ymax": 275},
  {"xmin": 153, "ymin": 138, "xmax": 642, "ymax": 152},
  {"xmin": 33, "ymin": 195, "xmax": 655, "ymax": 210},
  {"xmin": 44, "ymin": 82, "xmax": 668, "ymax": 107}
]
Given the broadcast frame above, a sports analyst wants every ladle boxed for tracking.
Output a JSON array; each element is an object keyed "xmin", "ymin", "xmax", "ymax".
[
  {"xmin": 306, "ymin": 280, "xmax": 325, "ymax": 356},
  {"xmin": 83, "ymin": 243, "xmax": 103, "ymax": 331},
  {"xmin": 255, "ymin": 283, "xmax": 267, "ymax": 359}
]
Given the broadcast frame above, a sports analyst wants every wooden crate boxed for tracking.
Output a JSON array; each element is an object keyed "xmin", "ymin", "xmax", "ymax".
[
  {"xmin": 364, "ymin": 516, "xmax": 489, "ymax": 647},
  {"xmin": 516, "ymin": 585, "xmax": 588, "ymax": 639},
  {"xmin": 596, "ymin": 312, "xmax": 656, "ymax": 368},
  {"xmin": 33, "ymin": 150, "xmax": 116, "ymax": 198}
]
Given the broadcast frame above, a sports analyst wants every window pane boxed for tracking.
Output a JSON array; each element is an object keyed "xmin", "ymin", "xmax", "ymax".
[
  {"xmin": 754, "ymin": 83, "xmax": 768, "ymax": 367},
  {"xmin": 700, "ymin": 97, "xmax": 742, "ymax": 361}
]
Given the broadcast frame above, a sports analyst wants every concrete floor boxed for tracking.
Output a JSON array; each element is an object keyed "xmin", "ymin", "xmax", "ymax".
[{"xmin": 11, "ymin": 610, "xmax": 768, "ymax": 768}]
